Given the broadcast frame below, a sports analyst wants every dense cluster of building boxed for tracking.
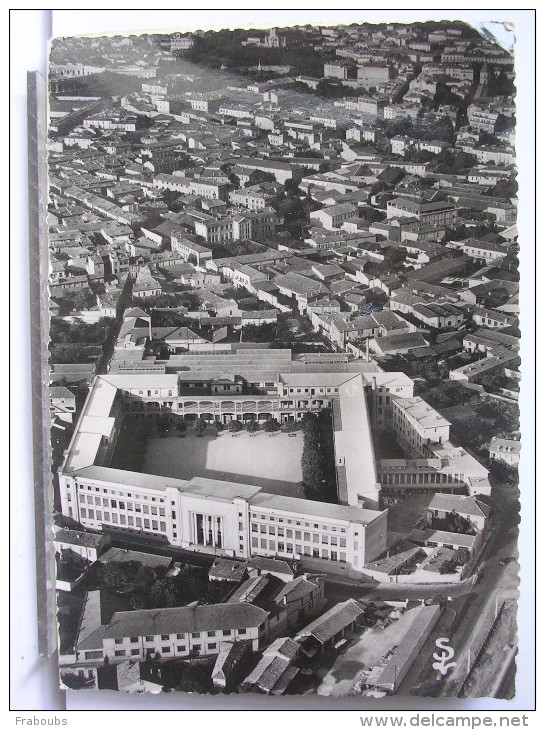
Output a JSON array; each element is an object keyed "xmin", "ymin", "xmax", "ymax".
[{"xmin": 48, "ymin": 21, "xmax": 519, "ymax": 696}]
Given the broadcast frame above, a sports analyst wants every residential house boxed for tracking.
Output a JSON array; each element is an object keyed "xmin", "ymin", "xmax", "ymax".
[
  {"xmin": 171, "ymin": 234, "xmax": 212, "ymax": 266},
  {"xmin": 328, "ymin": 311, "xmax": 410, "ymax": 349},
  {"xmin": 151, "ymin": 326, "xmax": 209, "ymax": 353},
  {"xmin": 209, "ymin": 558, "xmax": 248, "ymax": 583},
  {"xmin": 72, "ymin": 592, "xmax": 269, "ymax": 670},
  {"xmin": 309, "ymin": 203, "xmax": 358, "ymax": 231},
  {"xmin": 212, "ymin": 640, "xmax": 254, "ymax": 691},
  {"xmin": 448, "ymin": 238, "xmax": 508, "ymax": 263},
  {"xmin": 387, "ymin": 198, "xmax": 457, "ymax": 226},
  {"xmin": 241, "ymin": 637, "xmax": 300, "ymax": 695},
  {"xmin": 50, "ymin": 385, "xmax": 77, "ymax": 423},
  {"xmin": 132, "ymin": 266, "xmax": 163, "ymax": 299},
  {"xmin": 274, "ymin": 273, "xmax": 329, "ymax": 313},
  {"xmin": 391, "ymin": 135, "xmax": 412, "ymax": 156},
  {"xmin": 489, "ymin": 437, "xmax": 521, "ymax": 466},
  {"xmin": 369, "ymin": 332, "xmax": 428, "ymax": 356},
  {"xmin": 426, "ymin": 493, "xmax": 490, "ymax": 532},
  {"xmin": 409, "ymin": 528, "xmax": 479, "ymax": 556},
  {"xmin": 53, "ymin": 528, "xmax": 111, "ymax": 566},
  {"xmin": 471, "ymin": 307, "xmax": 517, "ymax": 330}
]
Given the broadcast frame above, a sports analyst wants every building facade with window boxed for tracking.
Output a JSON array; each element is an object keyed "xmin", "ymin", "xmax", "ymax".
[
  {"xmin": 59, "ymin": 466, "xmax": 387, "ymax": 579},
  {"xmin": 57, "ymin": 366, "xmax": 487, "ymax": 575},
  {"xmin": 57, "ymin": 372, "xmax": 388, "ymax": 577},
  {"xmin": 73, "ymin": 590, "xmax": 268, "ymax": 669}
]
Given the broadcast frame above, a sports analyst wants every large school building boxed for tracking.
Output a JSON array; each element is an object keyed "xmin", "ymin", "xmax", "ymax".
[
  {"xmin": 58, "ymin": 371, "xmax": 390, "ymax": 577},
  {"xmin": 57, "ymin": 365, "xmax": 490, "ymax": 576}
]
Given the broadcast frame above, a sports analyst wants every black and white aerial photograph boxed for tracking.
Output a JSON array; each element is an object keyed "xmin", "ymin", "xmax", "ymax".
[{"xmin": 16, "ymin": 9, "xmax": 534, "ymax": 711}]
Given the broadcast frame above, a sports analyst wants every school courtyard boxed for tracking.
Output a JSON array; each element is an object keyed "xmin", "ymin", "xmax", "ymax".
[{"xmin": 142, "ymin": 430, "xmax": 305, "ymax": 498}]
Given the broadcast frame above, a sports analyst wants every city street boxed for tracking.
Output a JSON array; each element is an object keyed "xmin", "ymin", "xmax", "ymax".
[
  {"xmin": 405, "ymin": 480, "xmax": 520, "ymax": 697},
  {"xmin": 322, "ymin": 478, "xmax": 520, "ymax": 697}
]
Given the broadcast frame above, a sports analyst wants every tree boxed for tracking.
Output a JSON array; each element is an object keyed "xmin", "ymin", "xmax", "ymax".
[
  {"xmin": 101, "ymin": 562, "xmax": 135, "ymax": 593},
  {"xmin": 227, "ymin": 419, "xmax": 243, "ymax": 433},
  {"xmin": 134, "ymin": 564, "xmax": 156, "ymax": 592},
  {"xmin": 439, "ymin": 547, "xmax": 471, "ymax": 574},
  {"xmin": 129, "ymin": 591, "xmax": 148, "ymax": 610},
  {"xmin": 246, "ymin": 419, "xmax": 260, "ymax": 433},
  {"xmin": 283, "ymin": 419, "xmax": 301, "ymax": 433},
  {"xmin": 178, "ymin": 292, "xmax": 201, "ymax": 310},
  {"xmin": 173, "ymin": 565, "xmax": 208, "ymax": 602},
  {"xmin": 49, "ymin": 343, "xmax": 89, "ymax": 364},
  {"xmin": 489, "ymin": 459, "xmax": 519, "ymax": 486},
  {"xmin": 300, "ymin": 409, "xmax": 337, "ymax": 502},
  {"xmin": 148, "ymin": 578, "xmax": 178, "ymax": 608},
  {"xmin": 492, "ymin": 72, "xmax": 516, "ymax": 97},
  {"xmin": 71, "ymin": 289, "xmax": 97, "ymax": 311},
  {"xmin": 478, "ymin": 398, "xmax": 519, "ymax": 432},
  {"xmin": 488, "ymin": 178, "xmax": 518, "ymax": 199},
  {"xmin": 193, "ymin": 417, "xmax": 207, "ymax": 437},
  {"xmin": 156, "ymin": 416, "xmax": 170, "ymax": 436},
  {"xmin": 206, "ymin": 580, "xmax": 233, "ymax": 604},
  {"xmin": 263, "ymin": 417, "xmax": 281, "ymax": 432},
  {"xmin": 61, "ymin": 673, "xmax": 93, "ymax": 690},
  {"xmin": 435, "ymin": 149, "xmax": 477, "ymax": 173},
  {"xmin": 302, "ymin": 449, "xmax": 325, "ymax": 488},
  {"xmin": 130, "ymin": 293, "xmax": 180, "ymax": 312},
  {"xmin": 174, "ymin": 663, "xmax": 213, "ymax": 694},
  {"xmin": 301, "ymin": 412, "xmax": 318, "ymax": 431},
  {"xmin": 175, "ymin": 417, "xmax": 187, "ymax": 434},
  {"xmin": 242, "ymin": 321, "xmax": 291, "ymax": 344},
  {"xmin": 481, "ymin": 371, "xmax": 510, "ymax": 394},
  {"xmin": 433, "ymin": 511, "xmax": 477, "ymax": 536}
]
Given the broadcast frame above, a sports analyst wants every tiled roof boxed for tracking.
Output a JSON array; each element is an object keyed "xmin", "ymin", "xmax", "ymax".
[
  {"xmin": 428, "ymin": 493, "xmax": 490, "ymax": 518},
  {"xmin": 297, "ymin": 598, "xmax": 364, "ymax": 644},
  {"xmin": 54, "ymin": 528, "xmax": 106, "ymax": 548},
  {"xmin": 95, "ymin": 603, "xmax": 267, "ymax": 645}
]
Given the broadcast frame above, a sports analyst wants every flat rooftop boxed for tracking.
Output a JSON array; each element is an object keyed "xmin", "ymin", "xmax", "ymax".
[
  {"xmin": 249, "ymin": 491, "xmax": 384, "ymax": 527},
  {"xmin": 334, "ymin": 375, "xmax": 379, "ymax": 508},
  {"xmin": 393, "ymin": 396, "xmax": 451, "ymax": 430}
]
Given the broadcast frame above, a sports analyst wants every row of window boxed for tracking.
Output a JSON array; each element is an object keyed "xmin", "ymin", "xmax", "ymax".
[
  {"xmin": 380, "ymin": 471, "xmax": 462, "ymax": 485},
  {"xmin": 282, "ymin": 386, "xmax": 337, "ymax": 395},
  {"xmin": 76, "ymin": 483, "xmax": 164, "ymax": 503},
  {"xmin": 393, "ymin": 415, "xmax": 429, "ymax": 441},
  {"xmin": 251, "ymin": 524, "xmax": 348, "ymax": 546},
  {"xmin": 250, "ymin": 513, "xmax": 346, "ymax": 533},
  {"xmin": 113, "ymin": 644, "xmax": 219, "ymax": 657},
  {"xmin": 251, "ymin": 537, "xmax": 348, "ymax": 562},
  {"xmin": 124, "ymin": 389, "xmax": 175, "ymax": 397},
  {"xmin": 251, "ymin": 512, "xmax": 346, "ymax": 533},
  {"xmin": 112, "ymin": 639, "xmax": 244, "ymax": 658},
  {"xmin": 80, "ymin": 508, "xmax": 166, "ymax": 532},
  {"xmin": 78, "ymin": 494, "xmax": 165, "ymax": 516},
  {"xmin": 113, "ymin": 629, "xmax": 241, "ymax": 644}
]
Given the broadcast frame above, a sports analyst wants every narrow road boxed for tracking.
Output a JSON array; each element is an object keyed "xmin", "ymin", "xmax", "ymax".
[
  {"xmin": 405, "ymin": 481, "xmax": 520, "ymax": 697},
  {"xmin": 96, "ymin": 277, "xmax": 134, "ymax": 374},
  {"xmin": 493, "ymin": 647, "xmax": 517, "ymax": 699}
]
